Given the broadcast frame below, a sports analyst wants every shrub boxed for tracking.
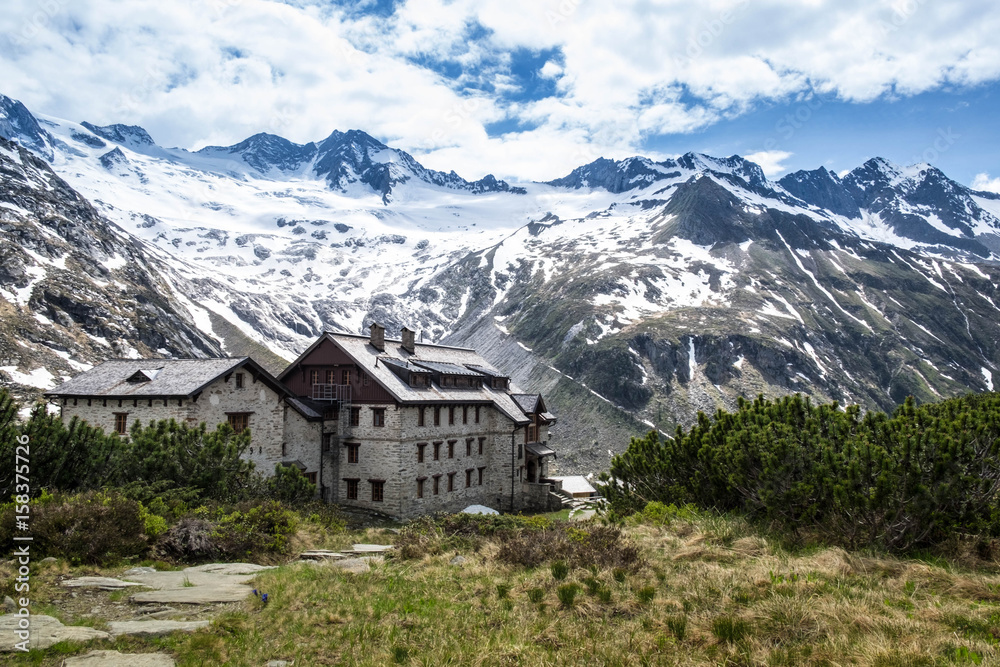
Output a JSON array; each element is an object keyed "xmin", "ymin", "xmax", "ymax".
[
  {"xmin": 527, "ymin": 588, "xmax": 545, "ymax": 603},
  {"xmin": 557, "ymin": 583, "xmax": 580, "ymax": 608},
  {"xmin": 154, "ymin": 517, "xmax": 219, "ymax": 562},
  {"xmin": 24, "ymin": 491, "xmax": 148, "ymax": 565},
  {"xmin": 600, "ymin": 393, "xmax": 1000, "ymax": 553},
  {"xmin": 551, "ymin": 561, "xmax": 569, "ymax": 580},
  {"xmin": 212, "ymin": 501, "xmax": 298, "ymax": 560},
  {"xmin": 267, "ymin": 464, "xmax": 317, "ymax": 503},
  {"xmin": 496, "ymin": 524, "xmax": 642, "ymax": 571}
]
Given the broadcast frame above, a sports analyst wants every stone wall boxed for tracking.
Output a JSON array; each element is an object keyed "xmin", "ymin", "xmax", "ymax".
[{"xmin": 56, "ymin": 372, "xmax": 291, "ymax": 478}]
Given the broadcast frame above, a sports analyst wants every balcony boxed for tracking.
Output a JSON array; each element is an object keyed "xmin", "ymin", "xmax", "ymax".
[{"xmin": 312, "ymin": 383, "xmax": 352, "ymax": 403}]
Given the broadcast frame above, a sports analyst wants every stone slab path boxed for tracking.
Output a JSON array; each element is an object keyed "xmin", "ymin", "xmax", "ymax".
[
  {"xmin": 62, "ymin": 649, "xmax": 175, "ymax": 666},
  {"xmin": 0, "ymin": 615, "xmax": 109, "ymax": 651},
  {"xmin": 61, "ymin": 562, "xmax": 276, "ymax": 605}
]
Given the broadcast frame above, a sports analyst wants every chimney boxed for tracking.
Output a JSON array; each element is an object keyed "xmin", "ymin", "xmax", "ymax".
[
  {"xmin": 401, "ymin": 327, "xmax": 415, "ymax": 354},
  {"xmin": 369, "ymin": 322, "xmax": 385, "ymax": 351}
]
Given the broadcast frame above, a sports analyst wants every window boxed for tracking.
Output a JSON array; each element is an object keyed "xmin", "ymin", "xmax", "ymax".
[
  {"xmin": 350, "ymin": 407, "xmax": 360, "ymax": 427},
  {"xmin": 341, "ymin": 369, "xmax": 352, "ymax": 385},
  {"xmin": 227, "ymin": 412, "xmax": 250, "ymax": 434},
  {"xmin": 417, "ymin": 443, "xmax": 427, "ymax": 463},
  {"xmin": 465, "ymin": 469, "xmax": 472, "ymax": 488},
  {"xmin": 478, "ymin": 467, "xmax": 485, "ymax": 485},
  {"xmin": 326, "ymin": 370, "xmax": 335, "ymax": 385},
  {"xmin": 466, "ymin": 438, "xmax": 473, "ymax": 457},
  {"xmin": 447, "ymin": 472, "xmax": 456, "ymax": 492},
  {"xmin": 114, "ymin": 412, "xmax": 128, "ymax": 434},
  {"xmin": 373, "ymin": 408, "xmax": 385, "ymax": 427},
  {"xmin": 363, "ymin": 373, "xmax": 369, "ymax": 386},
  {"xmin": 463, "ymin": 406, "xmax": 468, "ymax": 424},
  {"xmin": 433, "ymin": 406, "xmax": 441, "ymax": 426},
  {"xmin": 478, "ymin": 437, "xmax": 485, "ymax": 455},
  {"xmin": 281, "ymin": 442, "xmax": 287, "ymax": 457},
  {"xmin": 527, "ymin": 424, "xmax": 538, "ymax": 441},
  {"xmin": 475, "ymin": 406, "xmax": 481, "ymax": 423},
  {"xmin": 310, "ymin": 370, "xmax": 319, "ymax": 385},
  {"xmin": 448, "ymin": 440, "xmax": 455, "ymax": 459},
  {"xmin": 418, "ymin": 407, "xmax": 425, "ymax": 426},
  {"xmin": 433, "ymin": 475, "xmax": 441, "ymax": 495},
  {"xmin": 304, "ymin": 471, "xmax": 317, "ymax": 485},
  {"xmin": 518, "ymin": 444, "xmax": 523, "ymax": 459},
  {"xmin": 235, "ymin": 372, "xmax": 244, "ymax": 389},
  {"xmin": 370, "ymin": 480, "xmax": 384, "ymax": 502},
  {"xmin": 322, "ymin": 433, "xmax": 335, "ymax": 453},
  {"xmin": 433, "ymin": 441, "xmax": 441, "ymax": 460},
  {"xmin": 345, "ymin": 479, "xmax": 359, "ymax": 500},
  {"xmin": 416, "ymin": 478, "xmax": 425, "ymax": 498},
  {"xmin": 346, "ymin": 443, "xmax": 359, "ymax": 463},
  {"xmin": 449, "ymin": 406, "xmax": 455, "ymax": 425}
]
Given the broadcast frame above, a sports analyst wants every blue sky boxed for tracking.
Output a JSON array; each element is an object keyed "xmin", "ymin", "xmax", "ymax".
[{"xmin": 1, "ymin": 0, "xmax": 998, "ymax": 189}]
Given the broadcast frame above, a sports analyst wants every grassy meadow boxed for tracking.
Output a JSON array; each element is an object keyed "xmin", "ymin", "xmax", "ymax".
[{"xmin": 6, "ymin": 509, "xmax": 1000, "ymax": 666}]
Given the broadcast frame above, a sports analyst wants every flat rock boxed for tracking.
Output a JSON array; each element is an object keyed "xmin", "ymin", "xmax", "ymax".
[
  {"xmin": 109, "ymin": 619, "xmax": 210, "ymax": 637},
  {"xmin": 267, "ymin": 661, "xmax": 291, "ymax": 667},
  {"xmin": 184, "ymin": 563, "xmax": 275, "ymax": 575},
  {"xmin": 62, "ymin": 577, "xmax": 145, "ymax": 590},
  {"xmin": 63, "ymin": 650, "xmax": 175, "ymax": 666},
  {"xmin": 123, "ymin": 566, "xmax": 158, "ymax": 576},
  {"xmin": 300, "ymin": 550, "xmax": 346, "ymax": 560},
  {"xmin": 131, "ymin": 586, "xmax": 251, "ymax": 604},
  {"xmin": 0, "ymin": 614, "xmax": 109, "ymax": 651},
  {"xmin": 327, "ymin": 556, "xmax": 382, "ymax": 574},
  {"xmin": 350, "ymin": 544, "xmax": 394, "ymax": 553}
]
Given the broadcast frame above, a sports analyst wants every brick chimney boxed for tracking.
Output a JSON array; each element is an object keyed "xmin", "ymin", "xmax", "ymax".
[
  {"xmin": 369, "ymin": 322, "xmax": 385, "ymax": 351},
  {"xmin": 401, "ymin": 327, "xmax": 416, "ymax": 354}
]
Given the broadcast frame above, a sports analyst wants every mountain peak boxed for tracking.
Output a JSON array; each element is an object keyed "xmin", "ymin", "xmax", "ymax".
[
  {"xmin": 80, "ymin": 122, "xmax": 155, "ymax": 148},
  {"xmin": 0, "ymin": 94, "xmax": 54, "ymax": 160}
]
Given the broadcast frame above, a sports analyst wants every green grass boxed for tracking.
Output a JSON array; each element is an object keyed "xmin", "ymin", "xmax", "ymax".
[{"xmin": 6, "ymin": 512, "xmax": 1000, "ymax": 666}]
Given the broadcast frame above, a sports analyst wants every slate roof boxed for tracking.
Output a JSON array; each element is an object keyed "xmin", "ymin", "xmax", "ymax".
[
  {"xmin": 285, "ymin": 396, "xmax": 325, "ymax": 420},
  {"xmin": 281, "ymin": 332, "xmax": 534, "ymax": 425},
  {"xmin": 525, "ymin": 442, "xmax": 557, "ymax": 458},
  {"xmin": 511, "ymin": 394, "xmax": 541, "ymax": 414},
  {"xmin": 45, "ymin": 358, "xmax": 285, "ymax": 399},
  {"xmin": 410, "ymin": 360, "xmax": 485, "ymax": 377}
]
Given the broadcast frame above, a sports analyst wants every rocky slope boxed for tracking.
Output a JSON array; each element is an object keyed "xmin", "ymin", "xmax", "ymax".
[{"xmin": 2, "ymin": 93, "xmax": 999, "ymax": 474}]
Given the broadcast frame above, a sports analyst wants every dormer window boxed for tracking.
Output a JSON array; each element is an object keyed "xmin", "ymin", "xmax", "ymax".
[{"xmin": 126, "ymin": 369, "xmax": 161, "ymax": 383}]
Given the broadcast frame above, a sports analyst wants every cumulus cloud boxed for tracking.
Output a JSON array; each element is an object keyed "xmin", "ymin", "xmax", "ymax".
[
  {"xmin": 744, "ymin": 151, "xmax": 794, "ymax": 178},
  {"xmin": 972, "ymin": 173, "xmax": 1000, "ymax": 194},
  {"xmin": 0, "ymin": 0, "xmax": 997, "ymax": 180}
]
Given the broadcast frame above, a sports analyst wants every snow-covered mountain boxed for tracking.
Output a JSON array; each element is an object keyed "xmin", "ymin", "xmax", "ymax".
[{"xmin": 2, "ymin": 92, "xmax": 999, "ymax": 472}]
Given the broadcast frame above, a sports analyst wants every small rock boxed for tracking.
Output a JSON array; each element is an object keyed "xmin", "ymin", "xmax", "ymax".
[
  {"xmin": 41, "ymin": 556, "xmax": 58, "ymax": 563},
  {"xmin": 3, "ymin": 596, "xmax": 17, "ymax": 613},
  {"xmin": 267, "ymin": 661, "xmax": 291, "ymax": 667},
  {"xmin": 137, "ymin": 606, "xmax": 176, "ymax": 616},
  {"xmin": 109, "ymin": 619, "xmax": 210, "ymax": 637},
  {"xmin": 123, "ymin": 566, "xmax": 158, "ymax": 576},
  {"xmin": 63, "ymin": 650, "xmax": 175, "ymax": 666},
  {"xmin": 328, "ymin": 556, "xmax": 381, "ymax": 574},
  {"xmin": 450, "ymin": 555, "xmax": 467, "ymax": 566},
  {"xmin": 71, "ymin": 592, "xmax": 78, "ymax": 598}
]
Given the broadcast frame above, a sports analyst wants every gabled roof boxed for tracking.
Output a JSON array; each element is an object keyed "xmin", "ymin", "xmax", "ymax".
[
  {"xmin": 45, "ymin": 358, "xmax": 288, "ymax": 399},
  {"xmin": 279, "ymin": 331, "xmax": 533, "ymax": 425},
  {"xmin": 511, "ymin": 394, "xmax": 542, "ymax": 414}
]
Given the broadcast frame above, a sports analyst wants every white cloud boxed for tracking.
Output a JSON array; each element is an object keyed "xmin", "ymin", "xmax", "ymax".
[
  {"xmin": 744, "ymin": 151, "xmax": 794, "ymax": 178},
  {"xmin": 0, "ymin": 0, "xmax": 998, "ymax": 181},
  {"xmin": 972, "ymin": 173, "xmax": 1000, "ymax": 194}
]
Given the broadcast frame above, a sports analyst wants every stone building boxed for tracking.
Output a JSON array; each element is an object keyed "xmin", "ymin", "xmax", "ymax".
[
  {"xmin": 45, "ymin": 325, "xmax": 559, "ymax": 518},
  {"xmin": 44, "ymin": 357, "xmax": 322, "ymax": 481},
  {"xmin": 278, "ymin": 324, "xmax": 558, "ymax": 518}
]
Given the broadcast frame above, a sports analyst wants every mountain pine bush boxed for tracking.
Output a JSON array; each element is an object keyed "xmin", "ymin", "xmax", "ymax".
[{"xmin": 600, "ymin": 392, "xmax": 1000, "ymax": 552}]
